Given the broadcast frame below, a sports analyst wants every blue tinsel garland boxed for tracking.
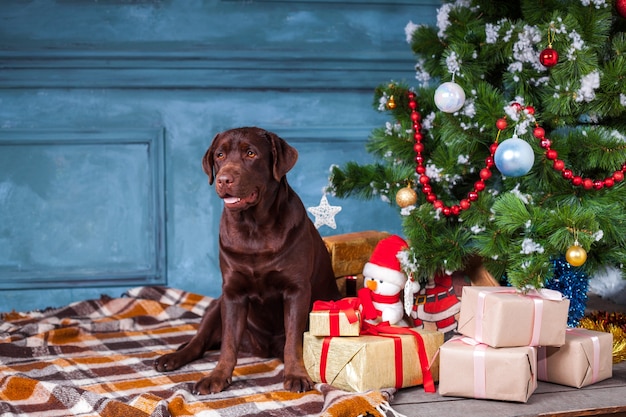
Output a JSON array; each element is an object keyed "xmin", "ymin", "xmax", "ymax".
[{"xmin": 545, "ymin": 257, "xmax": 589, "ymax": 327}]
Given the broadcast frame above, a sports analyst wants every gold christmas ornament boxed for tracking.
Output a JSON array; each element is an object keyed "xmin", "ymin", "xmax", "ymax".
[
  {"xmin": 565, "ymin": 244, "xmax": 587, "ymax": 267},
  {"xmin": 387, "ymin": 95, "xmax": 396, "ymax": 109},
  {"xmin": 395, "ymin": 186, "xmax": 417, "ymax": 208}
]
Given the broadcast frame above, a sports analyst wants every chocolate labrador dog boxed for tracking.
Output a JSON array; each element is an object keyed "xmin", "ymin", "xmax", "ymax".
[{"xmin": 154, "ymin": 127, "xmax": 340, "ymax": 394}]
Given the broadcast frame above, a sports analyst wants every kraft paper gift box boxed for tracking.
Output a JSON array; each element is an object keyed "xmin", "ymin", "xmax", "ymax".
[
  {"xmin": 309, "ymin": 298, "xmax": 362, "ymax": 337},
  {"xmin": 457, "ymin": 286, "xmax": 569, "ymax": 348},
  {"xmin": 537, "ymin": 328, "xmax": 613, "ymax": 388},
  {"xmin": 438, "ymin": 336, "xmax": 538, "ymax": 403},
  {"xmin": 303, "ymin": 327, "xmax": 443, "ymax": 392}
]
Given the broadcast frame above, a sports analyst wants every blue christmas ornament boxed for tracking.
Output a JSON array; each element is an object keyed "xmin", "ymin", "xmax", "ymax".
[
  {"xmin": 434, "ymin": 81, "xmax": 466, "ymax": 113},
  {"xmin": 494, "ymin": 136, "xmax": 535, "ymax": 177}
]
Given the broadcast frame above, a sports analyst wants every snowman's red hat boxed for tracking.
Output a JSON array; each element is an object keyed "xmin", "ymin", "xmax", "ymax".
[{"xmin": 362, "ymin": 235, "xmax": 409, "ymax": 289}]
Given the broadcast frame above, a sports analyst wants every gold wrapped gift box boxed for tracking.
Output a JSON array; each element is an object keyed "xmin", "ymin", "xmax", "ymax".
[
  {"xmin": 309, "ymin": 298, "xmax": 362, "ymax": 337},
  {"xmin": 458, "ymin": 286, "xmax": 570, "ymax": 348},
  {"xmin": 323, "ymin": 231, "xmax": 390, "ymax": 296},
  {"xmin": 538, "ymin": 328, "xmax": 613, "ymax": 388},
  {"xmin": 438, "ymin": 337, "xmax": 537, "ymax": 403},
  {"xmin": 323, "ymin": 230, "xmax": 389, "ymax": 278},
  {"xmin": 303, "ymin": 329, "xmax": 443, "ymax": 392}
]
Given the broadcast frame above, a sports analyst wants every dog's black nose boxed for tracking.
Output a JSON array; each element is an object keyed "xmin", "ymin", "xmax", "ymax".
[{"xmin": 216, "ymin": 173, "xmax": 234, "ymax": 186}]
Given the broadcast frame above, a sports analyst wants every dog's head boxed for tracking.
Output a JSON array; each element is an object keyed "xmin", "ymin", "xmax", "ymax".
[{"xmin": 202, "ymin": 127, "xmax": 298, "ymax": 210}]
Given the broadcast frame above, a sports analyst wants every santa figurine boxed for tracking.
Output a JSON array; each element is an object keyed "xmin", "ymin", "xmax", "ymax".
[
  {"xmin": 357, "ymin": 235, "xmax": 419, "ymax": 326},
  {"xmin": 409, "ymin": 272, "xmax": 461, "ymax": 334}
]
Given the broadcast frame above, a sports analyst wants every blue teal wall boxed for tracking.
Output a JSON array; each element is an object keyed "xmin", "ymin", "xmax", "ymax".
[{"xmin": 0, "ymin": 0, "xmax": 439, "ymax": 312}]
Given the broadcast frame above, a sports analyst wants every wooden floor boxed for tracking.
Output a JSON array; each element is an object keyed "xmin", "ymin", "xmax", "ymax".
[
  {"xmin": 391, "ymin": 295, "xmax": 626, "ymax": 417},
  {"xmin": 392, "ymin": 361, "xmax": 626, "ymax": 417}
]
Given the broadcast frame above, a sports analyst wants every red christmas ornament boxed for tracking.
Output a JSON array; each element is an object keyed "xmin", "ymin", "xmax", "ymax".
[
  {"xmin": 617, "ymin": 0, "xmax": 626, "ymax": 19},
  {"xmin": 540, "ymin": 47, "xmax": 559, "ymax": 67}
]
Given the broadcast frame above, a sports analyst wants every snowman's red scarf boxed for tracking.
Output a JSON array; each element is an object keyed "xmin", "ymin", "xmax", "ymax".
[{"xmin": 357, "ymin": 287, "xmax": 400, "ymax": 320}]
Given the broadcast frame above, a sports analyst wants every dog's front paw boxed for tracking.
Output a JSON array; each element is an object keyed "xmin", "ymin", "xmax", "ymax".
[
  {"xmin": 284, "ymin": 372, "xmax": 314, "ymax": 393},
  {"xmin": 193, "ymin": 372, "xmax": 232, "ymax": 395},
  {"xmin": 154, "ymin": 351, "xmax": 187, "ymax": 372}
]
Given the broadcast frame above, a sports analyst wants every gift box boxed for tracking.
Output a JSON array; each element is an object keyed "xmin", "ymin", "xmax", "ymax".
[
  {"xmin": 323, "ymin": 231, "xmax": 390, "ymax": 278},
  {"xmin": 438, "ymin": 336, "xmax": 537, "ymax": 403},
  {"xmin": 537, "ymin": 328, "xmax": 613, "ymax": 388},
  {"xmin": 309, "ymin": 298, "xmax": 362, "ymax": 337},
  {"xmin": 303, "ymin": 326, "xmax": 443, "ymax": 392},
  {"xmin": 457, "ymin": 286, "xmax": 569, "ymax": 348}
]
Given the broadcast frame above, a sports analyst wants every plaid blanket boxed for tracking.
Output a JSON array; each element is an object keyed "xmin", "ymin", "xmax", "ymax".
[{"xmin": 0, "ymin": 286, "xmax": 398, "ymax": 417}]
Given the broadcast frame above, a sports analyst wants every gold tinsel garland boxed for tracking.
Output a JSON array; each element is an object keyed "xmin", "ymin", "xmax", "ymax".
[{"xmin": 579, "ymin": 311, "xmax": 626, "ymax": 363}]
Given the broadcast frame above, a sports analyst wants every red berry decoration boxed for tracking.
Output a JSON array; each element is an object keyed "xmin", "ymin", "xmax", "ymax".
[
  {"xmin": 553, "ymin": 160, "xmax": 565, "ymax": 171},
  {"xmin": 546, "ymin": 149, "xmax": 558, "ymax": 160},
  {"xmin": 496, "ymin": 118, "xmax": 508, "ymax": 130},
  {"xmin": 540, "ymin": 139, "xmax": 552, "ymax": 149},
  {"xmin": 540, "ymin": 47, "xmax": 559, "ymax": 67}
]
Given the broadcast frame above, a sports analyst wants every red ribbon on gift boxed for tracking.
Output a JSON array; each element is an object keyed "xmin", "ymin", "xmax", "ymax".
[
  {"xmin": 320, "ymin": 337, "xmax": 332, "ymax": 384},
  {"xmin": 312, "ymin": 298, "xmax": 361, "ymax": 336},
  {"xmin": 360, "ymin": 321, "xmax": 436, "ymax": 393}
]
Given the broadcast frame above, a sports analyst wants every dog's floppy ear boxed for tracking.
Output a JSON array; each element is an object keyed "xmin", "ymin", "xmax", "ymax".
[
  {"xmin": 266, "ymin": 131, "xmax": 298, "ymax": 181},
  {"xmin": 202, "ymin": 133, "xmax": 220, "ymax": 185}
]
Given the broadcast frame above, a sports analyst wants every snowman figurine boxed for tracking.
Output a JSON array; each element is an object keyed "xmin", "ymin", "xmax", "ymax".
[{"xmin": 358, "ymin": 235, "xmax": 419, "ymax": 326}]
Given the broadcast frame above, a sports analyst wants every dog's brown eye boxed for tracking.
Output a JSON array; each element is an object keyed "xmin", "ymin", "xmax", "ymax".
[
  {"xmin": 216, "ymin": 152, "xmax": 225, "ymax": 159},
  {"xmin": 246, "ymin": 150, "xmax": 256, "ymax": 158}
]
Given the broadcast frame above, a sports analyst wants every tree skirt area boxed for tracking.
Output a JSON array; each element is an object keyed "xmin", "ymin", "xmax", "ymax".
[{"xmin": 0, "ymin": 286, "xmax": 397, "ymax": 417}]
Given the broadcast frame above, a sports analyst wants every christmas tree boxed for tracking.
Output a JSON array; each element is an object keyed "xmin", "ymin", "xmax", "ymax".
[{"xmin": 328, "ymin": 0, "xmax": 626, "ymax": 313}]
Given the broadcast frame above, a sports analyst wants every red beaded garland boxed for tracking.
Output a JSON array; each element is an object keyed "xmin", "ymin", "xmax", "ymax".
[
  {"xmin": 408, "ymin": 91, "xmax": 498, "ymax": 216},
  {"xmin": 407, "ymin": 92, "xmax": 626, "ymax": 217},
  {"xmin": 530, "ymin": 115, "xmax": 626, "ymax": 189}
]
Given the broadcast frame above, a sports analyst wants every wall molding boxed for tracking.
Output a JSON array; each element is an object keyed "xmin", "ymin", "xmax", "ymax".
[
  {"xmin": 267, "ymin": 125, "xmax": 381, "ymax": 143},
  {"xmin": 0, "ymin": 128, "xmax": 166, "ymax": 290},
  {"xmin": 220, "ymin": 0, "xmax": 437, "ymax": 5},
  {"xmin": 0, "ymin": 42, "xmax": 416, "ymax": 90}
]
